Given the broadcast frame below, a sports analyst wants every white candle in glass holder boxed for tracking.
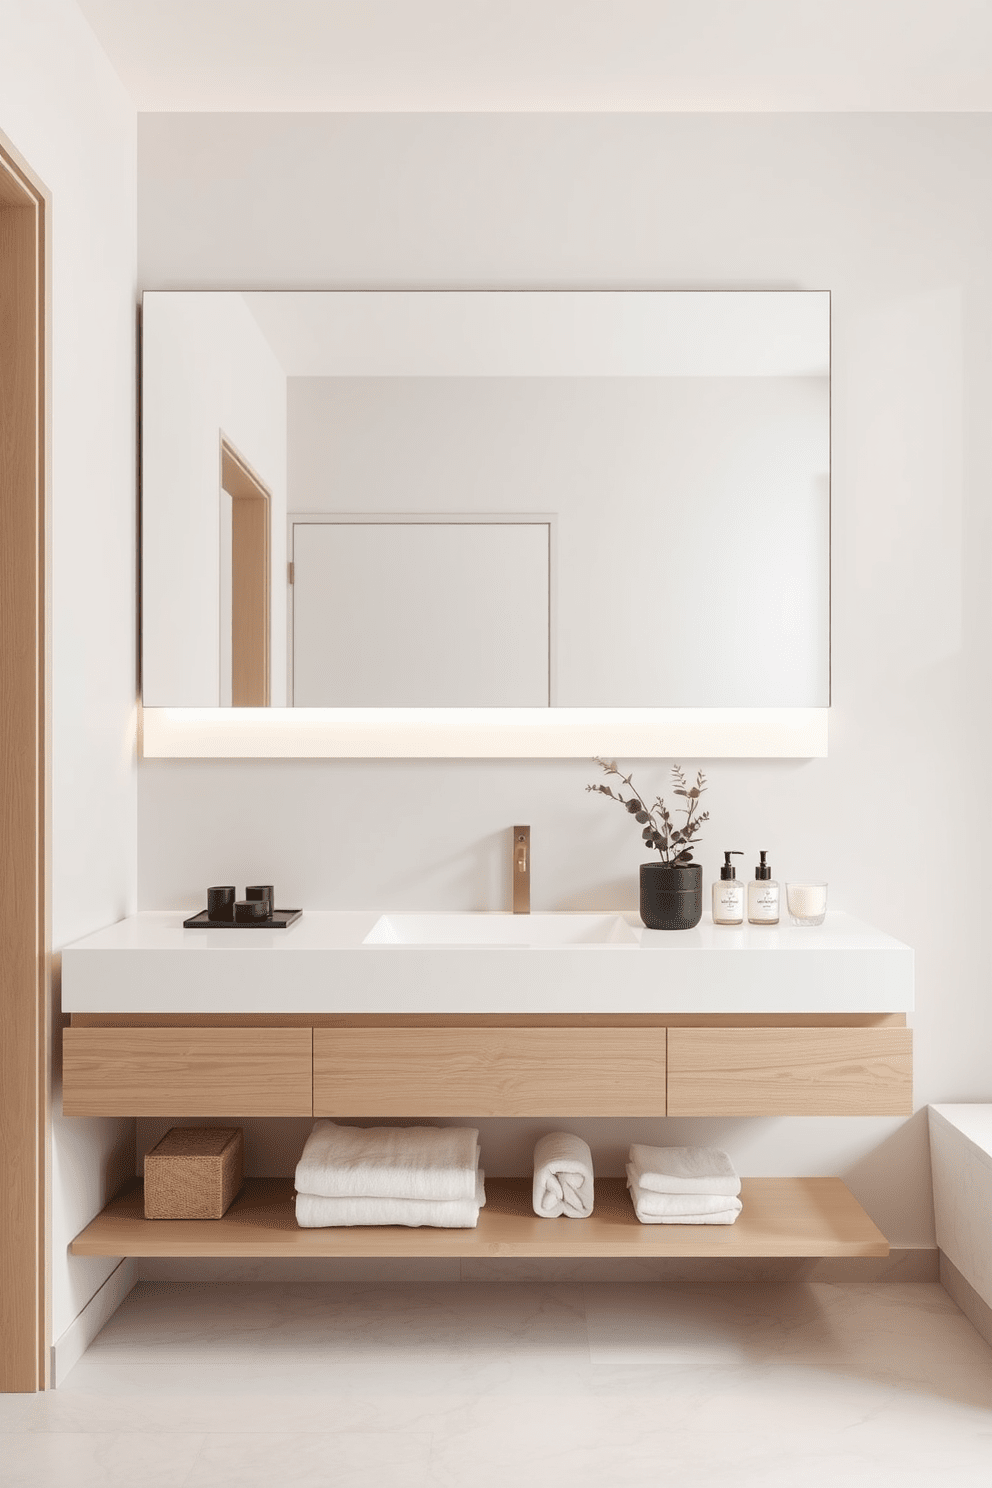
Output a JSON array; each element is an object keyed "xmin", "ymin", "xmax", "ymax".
[{"xmin": 786, "ymin": 883, "xmax": 828, "ymax": 924}]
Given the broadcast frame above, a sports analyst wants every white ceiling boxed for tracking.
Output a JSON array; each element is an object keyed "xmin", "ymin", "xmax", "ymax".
[{"xmin": 77, "ymin": 0, "xmax": 992, "ymax": 113}]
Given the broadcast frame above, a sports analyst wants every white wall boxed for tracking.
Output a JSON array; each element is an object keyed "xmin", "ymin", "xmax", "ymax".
[
  {"xmin": 0, "ymin": 0, "xmax": 138, "ymax": 1343},
  {"xmin": 142, "ymin": 293, "xmax": 287, "ymax": 705},
  {"xmin": 137, "ymin": 112, "xmax": 992, "ymax": 1250}
]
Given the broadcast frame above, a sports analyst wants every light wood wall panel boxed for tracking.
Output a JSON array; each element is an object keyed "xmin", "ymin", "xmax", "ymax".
[
  {"xmin": 667, "ymin": 1027, "xmax": 913, "ymax": 1116},
  {"xmin": 314, "ymin": 1027, "xmax": 667, "ymax": 1117},
  {"xmin": 63, "ymin": 1028, "xmax": 312, "ymax": 1116}
]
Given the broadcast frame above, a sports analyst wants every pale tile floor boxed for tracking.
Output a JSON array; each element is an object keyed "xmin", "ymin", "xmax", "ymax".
[{"xmin": 3, "ymin": 1279, "xmax": 992, "ymax": 1486}]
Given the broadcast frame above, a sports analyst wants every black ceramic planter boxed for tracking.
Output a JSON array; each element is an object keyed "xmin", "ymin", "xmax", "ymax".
[{"xmin": 639, "ymin": 861, "xmax": 703, "ymax": 931}]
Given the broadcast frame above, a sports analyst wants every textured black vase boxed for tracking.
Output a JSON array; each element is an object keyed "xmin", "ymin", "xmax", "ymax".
[{"xmin": 639, "ymin": 861, "xmax": 703, "ymax": 930}]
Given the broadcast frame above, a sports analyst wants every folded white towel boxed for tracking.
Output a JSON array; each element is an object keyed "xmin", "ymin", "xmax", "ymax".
[
  {"xmin": 628, "ymin": 1144, "xmax": 741, "ymax": 1198},
  {"xmin": 627, "ymin": 1171, "xmax": 742, "ymax": 1225},
  {"xmin": 296, "ymin": 1171, "xmax": 486, "ymax": 1229},
  {"xmin": 630, "ymin": 1200, "xmax": 742, "ymax": 1225},
  {"xmin": 294, "ymin": 1120, "xmax": 480, "ymax": 1202},
  {"xmin": 532, "ymin": 1132, "xmax": 594, "ymax": 1218}
]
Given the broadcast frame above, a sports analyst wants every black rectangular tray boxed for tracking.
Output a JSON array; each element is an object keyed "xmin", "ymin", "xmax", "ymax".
[{"xmin": 182, "ymin": 909, "xmax": 303, "ymax": 930}]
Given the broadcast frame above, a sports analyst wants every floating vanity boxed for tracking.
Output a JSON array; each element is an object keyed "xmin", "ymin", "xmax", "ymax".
[{"xmin": 63, "ymin": 909, "xmax": 913, "ymax": 1261}]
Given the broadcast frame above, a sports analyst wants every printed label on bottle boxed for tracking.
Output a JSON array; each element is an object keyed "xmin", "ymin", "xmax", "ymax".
[
  {"xmin": 748, "ymin": 883, "xmax": 780, "ymax": 921},
  {"xmin": 715, "ymin": 884, "xmax": 744, "ymax": 919}
]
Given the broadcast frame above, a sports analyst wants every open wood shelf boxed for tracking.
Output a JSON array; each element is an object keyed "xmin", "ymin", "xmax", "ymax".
[{"xmin": 70, "ymin": 1176, "xmax": 888, "ymax": 1259}]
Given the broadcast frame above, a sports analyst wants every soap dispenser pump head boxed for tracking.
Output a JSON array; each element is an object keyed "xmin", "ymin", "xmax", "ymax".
[
  {"xmin": 720, "ymin": 851, "xmax": 743, "ymax": 880},
  {"xmin": 755, "ymin": 850, "xmax": 771, "ymax": 880}
]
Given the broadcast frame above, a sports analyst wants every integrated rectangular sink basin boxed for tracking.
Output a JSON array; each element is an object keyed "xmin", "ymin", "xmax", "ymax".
[{"xmin": 363, "ymin": 912, "xmax": 640, "ymax": 947}]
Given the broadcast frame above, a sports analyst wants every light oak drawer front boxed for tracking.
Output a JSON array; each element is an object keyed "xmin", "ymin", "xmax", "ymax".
[
  {"xmin": 667, "ymin": 1027, "xmax": 913, "ymax": 1116},
  {"xmin": 63, "ymin": 1028, "xmax": 313, "ymax": 1116},
  {"xmin": 313, "ymin": 1027, "xmax": 667, "ymax": 1117}
]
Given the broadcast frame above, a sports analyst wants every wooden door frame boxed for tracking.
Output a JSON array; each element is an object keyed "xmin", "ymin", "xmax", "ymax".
[
  {"xmin": 221, "ymin": 438, "xmax": 271, "ymax": 707},
  {"xmin": 0, "ymin": 133, "xmax": 50, "ymax": 1392}
]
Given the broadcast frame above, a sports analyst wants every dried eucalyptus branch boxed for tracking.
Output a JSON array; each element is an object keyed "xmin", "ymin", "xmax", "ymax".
[{"xmin": 585, "ymin": 757, "xmax": 709, "ymax": 864}]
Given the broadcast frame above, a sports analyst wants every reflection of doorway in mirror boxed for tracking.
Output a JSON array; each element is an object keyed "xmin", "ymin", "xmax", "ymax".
[
  {"xmin": 220, "ymin": 439, "xmax": 271, "ymax": 706},
  {"xmin": 218, "ymin": 486, "xmax": 233, "ymax": 705}
]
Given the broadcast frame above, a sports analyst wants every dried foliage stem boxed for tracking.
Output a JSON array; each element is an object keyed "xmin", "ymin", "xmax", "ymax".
[{"xmin": 586, "ymin": 757, "xmax": 709, "ymax": 864}]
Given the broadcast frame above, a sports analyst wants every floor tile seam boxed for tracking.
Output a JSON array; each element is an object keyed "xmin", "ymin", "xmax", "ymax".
[
  {"xmin": 173, "ymin": 1430, "xmax": 209, "ymax": 1488},
  {"xmin": 2, "ymin": 1428, "xmax": 211, "ymax": 1462},
  {"xmin": 424, "ymin": 1427, "xmax": 446, "ymax": 1485},
  {"xmin": 576, "ymin": 1280, "xmax": 595, "ymax": 1373},
  {"xmin": 3, "ymin": 1428, "xmax": 213, "ymax": 1439},
  {"xmin": 17, "ymin": 1419, "xmax": 446, "ymax": 1438}
]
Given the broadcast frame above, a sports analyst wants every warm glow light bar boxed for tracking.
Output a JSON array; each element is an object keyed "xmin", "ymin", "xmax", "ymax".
[{"xmin": 141, "ymin": 707, "xmax": 829, "ymax": 760}]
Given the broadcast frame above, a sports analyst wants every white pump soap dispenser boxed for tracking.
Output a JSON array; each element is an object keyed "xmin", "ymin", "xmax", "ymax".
[
  {"xmin": 712, "ymin": 851, "xmax": 744, "ymax": 925},
  {"xmin": 747, "ymin": 851, "xmax": 780, "ymax": 925}
]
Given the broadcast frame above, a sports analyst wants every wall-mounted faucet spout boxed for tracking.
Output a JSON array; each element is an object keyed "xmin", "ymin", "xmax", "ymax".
[{"xmin": 512, "ymin": 825, "xmax": 530, "ymax": 914}]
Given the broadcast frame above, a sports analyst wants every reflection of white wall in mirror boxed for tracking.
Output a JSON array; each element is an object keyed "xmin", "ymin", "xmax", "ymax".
[
  {"xmin": 289, "ymin": 377, "xmax": 828, "ymax": 707},
  {"xmin": 291, "ymin": 520, "xmax": 550, "ymax": 707},
  {"xmin": 141, "ymin": 293, "xmax": 288, "ymax": 706},
  {"xmin": 218, "ymin": 488, "xmax": 232, "ymax": 706}
]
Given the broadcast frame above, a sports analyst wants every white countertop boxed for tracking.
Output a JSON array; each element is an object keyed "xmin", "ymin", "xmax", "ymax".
[{"xmin": 61, "ymin": 910, "xmax": 914, "ymax": 1015}]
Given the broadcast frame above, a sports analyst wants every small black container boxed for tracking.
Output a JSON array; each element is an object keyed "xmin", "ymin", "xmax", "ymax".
[
  {"xmin": 234, "ymin": 898, "xmax": 270, "ymax": 924},
  {"xmin": 639, "ymin": 861, "xmax": 703, "ymax": 931},
  {"xmin": 206, "ymin": 885, "xmax": 236, "ymax": 923},
  {"xmin": 245, "ymin": 885, "xmax": 274, "ymax": 917}
]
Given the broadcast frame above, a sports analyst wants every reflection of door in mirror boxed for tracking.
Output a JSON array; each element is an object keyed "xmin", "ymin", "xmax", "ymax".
[{"xmin": 220, "ymin": 440, "xmax": 270, "ymax": 707}]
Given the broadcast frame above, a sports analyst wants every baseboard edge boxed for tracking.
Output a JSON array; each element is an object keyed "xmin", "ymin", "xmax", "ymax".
[
  {"xmin": 51, "ymin": 1258, "xmax": 137, "ymax": 1387},
  {"xmin": 939, "ymin": 1251, "xmax": 992, "ymax": 1349}
]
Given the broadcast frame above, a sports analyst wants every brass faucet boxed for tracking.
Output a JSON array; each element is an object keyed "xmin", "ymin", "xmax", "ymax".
[{"xmin": 512, "ymin": 825, "xmax": 530, "ymax": 914}]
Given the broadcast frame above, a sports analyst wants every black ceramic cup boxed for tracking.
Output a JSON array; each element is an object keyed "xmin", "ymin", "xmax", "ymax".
[
  {"xmin": 234, "ymin": 898, "xmax": 270, "ymax": 923},
  {"xmin": 245, "ymin": 885, "xmax": 274, "ymax": 916},
  {"xmin": 207, "ymin": 885, "xmax": 236, "ymax": 922}
]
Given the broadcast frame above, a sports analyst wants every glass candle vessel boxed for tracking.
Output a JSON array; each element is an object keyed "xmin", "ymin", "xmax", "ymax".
[{"xmin": 786, "ymin": 882, "xmax": 828, "ymax": 926}]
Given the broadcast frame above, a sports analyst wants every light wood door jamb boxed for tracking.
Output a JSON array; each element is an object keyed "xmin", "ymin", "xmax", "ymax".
[
  {"xmin": 0, "ymin": 135, "xmax": 49, "ymax": 1393},
  {"xmin": 221, "ymin": 439, "xmax": 270, "ymax": 706}
]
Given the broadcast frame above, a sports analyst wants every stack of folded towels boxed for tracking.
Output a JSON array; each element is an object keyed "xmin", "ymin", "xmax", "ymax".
[
  {"xmin": 626, "ymin": 1144, "xmax": 742, "ymax": 1225},
  {"xmin": 294, "ymin": 1119, "xmax": 485, "ymax": 1228}
]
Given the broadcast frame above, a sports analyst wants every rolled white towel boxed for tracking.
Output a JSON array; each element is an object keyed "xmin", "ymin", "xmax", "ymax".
[
  {"xmin": 294, "ymin": 1119, "xmax": 480, "ymax": 1202},
  {"xmin": 627, "ymin": 1171, "xmax": 742, "ymax": 1225},
  {"xmin": 296, "ymin": 1171, "xmax": 486, "ymax": 1229},
  {"xmin": 533, "ymin": 1132, "xmax": 594, "ymax": 1218},
  {"xmin": 628, "ymin": 1144, "xmax": 741, "ymax": 1198}
]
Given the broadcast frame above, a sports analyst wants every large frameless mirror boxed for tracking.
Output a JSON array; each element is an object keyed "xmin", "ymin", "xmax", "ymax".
[{"xmin": 141, "ymin": 290, "xmax": 829, "ymax": 719}]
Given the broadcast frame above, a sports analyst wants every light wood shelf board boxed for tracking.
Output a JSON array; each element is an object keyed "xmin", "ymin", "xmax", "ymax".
[{"xmin": 69, "ymin": 1176, "xmax": 888, "ymax": 1260}]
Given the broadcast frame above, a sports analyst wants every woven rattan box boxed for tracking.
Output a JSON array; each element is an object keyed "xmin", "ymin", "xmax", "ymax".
[{"xmin": 144, "ymin": 1126, "xmax": 244, "ymax": 1219}]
